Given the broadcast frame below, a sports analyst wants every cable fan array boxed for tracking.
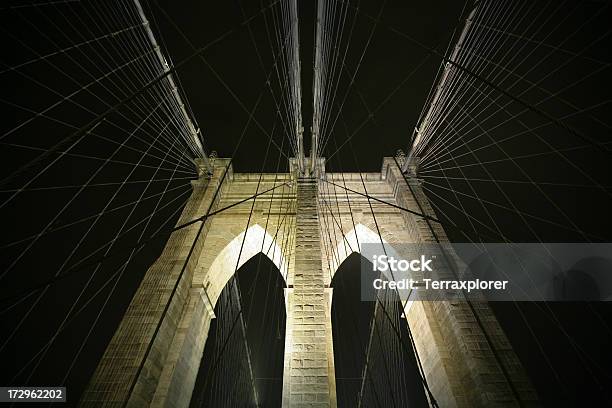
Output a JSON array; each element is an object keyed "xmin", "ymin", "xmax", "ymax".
[
  {"xmin": 0, "ymin": 0, "xmax": 211, "ymax": 396},
  {"xmin": 311, "ymin": 0, "xmax": 354, "ymax": 170},
  {"xmin": 407, "ymin": 0, "xmax": 612, "ymax": 243},
  {"xmin": 396, "ymin": 1, "xmax": 612, "ymax": 404},
  {"xmin": 266, "ymin": 0, "xmax": 304, "ymax": 170}
]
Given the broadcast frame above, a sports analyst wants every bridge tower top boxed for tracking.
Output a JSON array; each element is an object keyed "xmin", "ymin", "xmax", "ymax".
[{"xmin": 289, "ymin": 156, "xmax": 326, "ymax": 178}]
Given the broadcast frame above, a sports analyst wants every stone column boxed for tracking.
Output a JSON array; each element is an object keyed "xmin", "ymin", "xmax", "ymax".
[
  {"xmin": 282, "ymin": 178, "xmax": 337, "ymax": 407},
  {"xmin": 150, "ymin": 285, "xmax": 215, "ymax": 408},
  {"xmin": 383, "ymin": 158, "xmax": 539, "ymax": 407},
  {"xmin": 80, "ymin": 159, "xmax": 228, "ymax": 407}
]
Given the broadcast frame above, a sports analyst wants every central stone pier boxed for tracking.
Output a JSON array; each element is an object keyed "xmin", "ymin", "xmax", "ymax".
[{"xmin": 282, "ymin": 177, "xmax": 337, "ymax": 407}]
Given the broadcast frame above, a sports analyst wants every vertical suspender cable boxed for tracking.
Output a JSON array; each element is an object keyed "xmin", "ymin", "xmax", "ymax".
[
  {"xmin": 311, "ymin": 0, "xmax": 326, "ymax": 174},
  {"xmin": 287, "ymin": 0, "xmax": 305, "ymax": 173}
]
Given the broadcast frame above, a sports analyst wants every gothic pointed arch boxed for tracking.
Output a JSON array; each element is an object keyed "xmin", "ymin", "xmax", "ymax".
[
  {"xmin": 197, "ymin": 224, "xmax": 289, "ymax": 307},
  {"xmin": 326, "ymin": 223, "xmax": 420, "ymax": 311},
  {"xmin": 328, "ymin": 223, "xmax": 402, "ymax": 272}
]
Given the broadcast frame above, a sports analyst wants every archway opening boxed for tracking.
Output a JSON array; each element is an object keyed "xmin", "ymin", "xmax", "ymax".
[
  {"xmin": 190, "ymin": 253, "xmax": 286, "ymax": 407},
  {"xmin": 331, "ymin": 252, "xmax": 428, "ymax": 407}
]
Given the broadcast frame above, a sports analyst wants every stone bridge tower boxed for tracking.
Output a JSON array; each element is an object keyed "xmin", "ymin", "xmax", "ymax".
[{"xmin": 81, "ymin": 157, "xmax": 538, "ymax": 408}]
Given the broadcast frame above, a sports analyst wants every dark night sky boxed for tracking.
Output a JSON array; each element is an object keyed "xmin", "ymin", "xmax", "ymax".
[
  {"xmin": 146, "ymin": 0, "xmax": 465, "ymax": 173},
  {"xmin": 1, "ymin": 0, "xmax": 612, "ymax": 407}
]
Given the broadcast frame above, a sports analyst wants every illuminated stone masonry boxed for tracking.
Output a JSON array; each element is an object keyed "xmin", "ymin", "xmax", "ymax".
[
  {"xmin": 282, "ymin": 177, "xmax": 336, "ymax": 407},
  {"xmin": 81, "ymin": 157, "xmax": 538, "ymax": 408}
]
